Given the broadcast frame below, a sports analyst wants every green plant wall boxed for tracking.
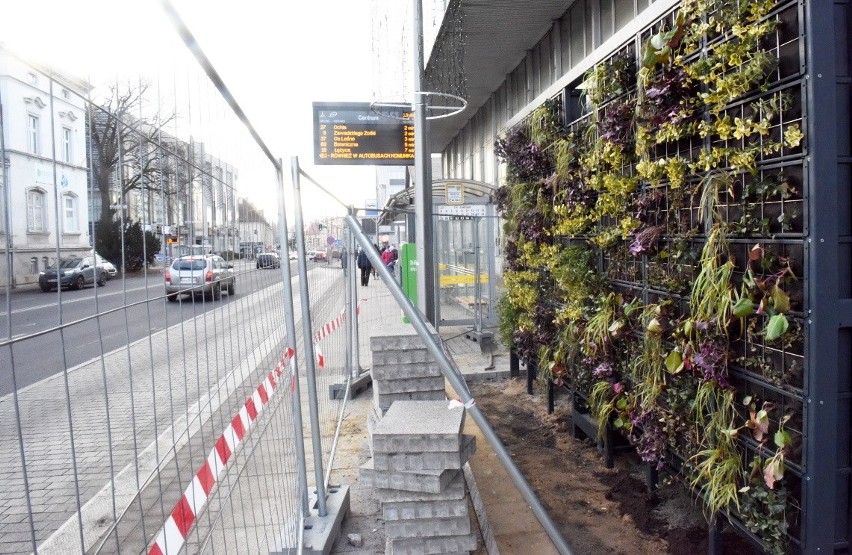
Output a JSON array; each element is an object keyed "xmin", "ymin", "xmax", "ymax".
[{"xmin": 495, "ymin": 0, "xmax": 806, "ymax": 551}]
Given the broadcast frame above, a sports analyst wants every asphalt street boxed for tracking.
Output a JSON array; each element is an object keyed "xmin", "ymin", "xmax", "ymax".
[{"xmin": 0, "ymin": 258, "xmax": 332, "ymax": 395}]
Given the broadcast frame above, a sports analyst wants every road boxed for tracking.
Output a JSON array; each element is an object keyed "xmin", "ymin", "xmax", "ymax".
[{"xmin": 0, "ymin": 258, "xmax": 337, "ymax": 395}]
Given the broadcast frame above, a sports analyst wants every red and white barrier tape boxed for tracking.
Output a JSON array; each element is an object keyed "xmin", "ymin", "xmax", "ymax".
[
  {"xmin": 148, "ymin": 347, "xmax": 294, "ymax": 555},
  {"xmin": 150, "ymin": 300, "xmax": 366, "ymax": 552},
  {"xmin": 312, "ymin": 300, "xmax": 365, "ymax": 368}
]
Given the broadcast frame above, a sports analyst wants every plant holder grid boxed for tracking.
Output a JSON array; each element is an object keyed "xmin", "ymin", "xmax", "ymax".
[{"xmin": 499, "ymin": 0, "xmax": 822, "ymax": 551}]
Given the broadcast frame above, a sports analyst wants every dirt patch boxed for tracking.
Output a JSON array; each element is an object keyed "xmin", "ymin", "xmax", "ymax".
[{"xmin": 469, "ymin": 378, "xmax": 759, "ymax": 554}]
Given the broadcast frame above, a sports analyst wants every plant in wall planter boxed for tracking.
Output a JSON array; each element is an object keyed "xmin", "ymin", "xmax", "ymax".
[
  {"xmin": 738, "ymin": 396, "xmax": 796, "ymax": 555},
  {"xmin": 732, "ymin": 243, "xmax": 796, "ymax": 342}
]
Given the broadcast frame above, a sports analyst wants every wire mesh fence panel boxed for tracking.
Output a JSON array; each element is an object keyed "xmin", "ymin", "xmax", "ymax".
[{"xmin": 0, "ymin": 4, "xmax": 309, "ymax": 553}]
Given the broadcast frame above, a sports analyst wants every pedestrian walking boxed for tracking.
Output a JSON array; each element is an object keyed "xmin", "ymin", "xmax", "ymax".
[
  {"xmin": 341, "ymin": 249, "xmax": 348, "ymax": 275},
  {"xmin": 372, "ymin": 244, "xmax": 380, "ymax": 278},
  {"xmin": 357, "ymin": 248, "xmax": 372, "ymax": 286},
  {"xmin": 381, "ymin": 246, "xmax": 393, "ymax": 273}
]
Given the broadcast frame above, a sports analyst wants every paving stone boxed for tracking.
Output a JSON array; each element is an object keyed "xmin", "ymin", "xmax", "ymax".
[
  {"xmin": 372, "ymin": 402, "xmax": 464, "ymax": 454},
  {"xmin": 382, "ymin": 498, "xmax": 469, "ymax": 521},
  {"xmin": 372, "ymin": 386, "xmax": 446, "ymax": 413},
  {"xmin": 373, "ymin": 435, "xmax": 476, "ymax": 471},
  {"xmin": 372, "ymin": 361, "xmax": 443, "ymax": 380},
  {"xmin": 385, "ymin": 532, "xmax": 477, "ymax": 555},
  {"xmin": 375, "ymin": 375, "xmax": 446, "ymax": 394},
  {"xmin": 370, "ymin": 325, "xmax": 440, "ymax": 351},
  {"xmin": 358, "ymin": 460, "xmax": 459, "ymax": 494},
  {"xmin": 372, "ymin": 350, "xmax": 436, "ymax": 366},
  {"xmin": 384, "ymin": 515, "xmax": 471, "ymax": 539},
  {"xmin": 375, "ymin": 473, "xmax": 466, "ymax": 503}
]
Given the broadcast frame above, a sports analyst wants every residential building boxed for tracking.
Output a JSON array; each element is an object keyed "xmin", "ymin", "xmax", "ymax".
[
  {"xmin": 86, "ymin": 108, "xmax": 239, "ymax": 258},
  {"xmin": 0, "ymin": 46, "xmax": 91, "ymax": 287},
  {"xmin": 237, "ymin": 199, "xmax": 274, "ymax": 257}
]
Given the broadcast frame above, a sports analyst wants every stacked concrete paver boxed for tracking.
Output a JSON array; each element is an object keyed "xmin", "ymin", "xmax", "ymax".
[
  {"xmin": 360, "ymin": 401, "xmax": 478, "ymax": 554},
  {"xmin": 370, "ymin": 324, "xmax": 446, "ymax": 415}
]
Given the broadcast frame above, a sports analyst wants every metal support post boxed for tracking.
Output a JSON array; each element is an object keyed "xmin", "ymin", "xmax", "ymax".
[
  {"xmin": 290, "ymin": 157, "xmax": 328, "ymax": 517},
  {"xmin": 412, "ymin": 0, "xmax": 435, "ymax": 323},
  {"xmin": 345, "ymin": 214, "xmax": 573, "ymax": 555},
  {"xmin": 343, "ymin": 225, "xmax": 353, "ymax": 380},
  {"xmin": 275, "ymin": 161, "xmax": 310, "ymax": 514},
  {"xmin": 348, "ymin": 216, "xmax": 361, "ymax": 378}
]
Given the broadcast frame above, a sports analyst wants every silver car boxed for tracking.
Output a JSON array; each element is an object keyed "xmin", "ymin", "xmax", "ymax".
[{"xmin": 164, "ymin": 254, "xmax": 235, "ymax": 301}]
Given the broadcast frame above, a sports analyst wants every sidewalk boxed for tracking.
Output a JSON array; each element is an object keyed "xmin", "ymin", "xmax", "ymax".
[{"xmin": 329, "ymin": 278, "xmax": 558, "ymax": 554}]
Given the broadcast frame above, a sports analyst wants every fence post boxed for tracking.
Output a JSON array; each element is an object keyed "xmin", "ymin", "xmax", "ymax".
[
  {"xmin": 348, "ymin": 214, "xmax": 361, "ymax": 378},
  {"xmin": 343, "ymin": 225, "xmax": 353, "ymax": 380},
  {"xmin": 289, "ymin": 156, "xmax": 327, "ymax": 517},
  {"xmin": 275, "ymin": 161, "xmax": 311, "ymax": 514}
]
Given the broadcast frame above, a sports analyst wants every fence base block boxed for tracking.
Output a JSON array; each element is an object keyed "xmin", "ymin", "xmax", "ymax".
[
  {"xmin": 274, "ymin": 485, "xmax": 350, "ymax": 555},
  {"xmin": 329, "ymin": 372, "xmax": 373, "ymax": 400}
]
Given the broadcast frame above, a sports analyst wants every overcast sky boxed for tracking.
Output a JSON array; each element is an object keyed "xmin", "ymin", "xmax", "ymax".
[{"xmin": 0, "ymin": 0, "xmax": 400, "ymax": 220}]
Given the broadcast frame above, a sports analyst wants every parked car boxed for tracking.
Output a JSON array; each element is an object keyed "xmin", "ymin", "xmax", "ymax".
[
  {"xmin": 164, "ymin": 254, "xmax": 235, "ymax": 301},
  {"xmin": 311, "ymin": 250, "xmax": 328, "ymax": 262},
  {"xmin": 92, "ymin": 252, "xmax": 118, "ymax": 280},
  {"xmin": 39, "ymin": 256, "xmax": 107, "ymax": 292},
  {"xmin": 256, "ymin": 252, "xmax": 281, "ymax": 269},
  {"xmin": 288, "ymin": 251, "xmax": 297, "ymax": 260}
]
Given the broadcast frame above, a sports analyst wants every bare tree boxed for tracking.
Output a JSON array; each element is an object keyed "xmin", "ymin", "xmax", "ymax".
[{"xmin": 87, "ymin": 80, "xmax": 176, "ymax": 224}]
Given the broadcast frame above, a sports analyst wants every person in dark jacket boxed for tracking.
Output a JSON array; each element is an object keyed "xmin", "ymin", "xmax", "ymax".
[{"xmin": 357, "ymin": 248, "xmax": 372, "ymax": 286}]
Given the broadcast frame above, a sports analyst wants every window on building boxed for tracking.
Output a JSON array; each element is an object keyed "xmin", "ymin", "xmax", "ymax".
[
  {"xmin": 63, "ymin": 193, "xmax": 78, "ymax": 233},
  {"xmin": 62, "ymin": 127, "xmax": 72, "ymax": 163},
  {"xmin": 614, "ymin": 0, "xmax": 635, "ymax": 32},
  {"xmin": 570, "ymin": 3, "xmax": 586, "ymax": 67},
  {"xmin": 28, "ymin": 115, "xmax": 40, "ymax": 154},
  {"xmin": 27, "ymin": 188, "xmax": 47, "ymax": 232}
]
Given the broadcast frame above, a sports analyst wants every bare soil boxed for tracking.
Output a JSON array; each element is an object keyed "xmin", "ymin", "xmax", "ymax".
[{"xmin": 468, "ymin": 378, "xmax": 759, "ymax": 555}]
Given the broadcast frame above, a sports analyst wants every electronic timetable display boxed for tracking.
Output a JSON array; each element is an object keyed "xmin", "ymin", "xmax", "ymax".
[{"xmin": 312, "ymin": 102, "xmax": 414, "ymax": 166}]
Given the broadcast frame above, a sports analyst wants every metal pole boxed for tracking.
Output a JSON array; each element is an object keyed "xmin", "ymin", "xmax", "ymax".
[
  {"xmin": 275, "ymin": 161, "xmax": 310, "ymax": 514},
  {"xmin": 412, "ymin": 0, "xmax": 435, "ymax": 323},
  {"xmin": 1, "ymin": 89, "xmax": 14, "ymax": 328},
  {"xmin": 473, "ymin": 217, "xmax": 483, "ymax": 334},
  {"xmin": 348, "ymin": 212, "xmax": 361, "ymax": 378},
  {"xmin": 343, "ymin": 218, "xmax": 353, "ymax": 380},
  {"xmin": 289, "ymin": 156, "xmax": 327, "ymax": 517},
  {"xmin": 345, "ymin": 214, "xmax": 573, "ymax": 555}
]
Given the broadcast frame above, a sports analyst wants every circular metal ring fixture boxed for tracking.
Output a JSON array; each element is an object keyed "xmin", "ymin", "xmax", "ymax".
[{"xmin": 370, "ymin": 91, "xmax": 467, "ymax": 121}]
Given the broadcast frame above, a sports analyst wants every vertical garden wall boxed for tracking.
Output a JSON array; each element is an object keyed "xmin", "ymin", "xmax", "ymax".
[{"xmin": 495, "ymin": 0, "xmax": 851, "ymax": 552}]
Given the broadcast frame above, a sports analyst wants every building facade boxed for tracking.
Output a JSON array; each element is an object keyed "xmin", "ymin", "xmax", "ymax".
[
  {"xmin": 425, "ymin": 0, "xmax": 849, "ymax": 552},
  {"xmin": 0, "ymin": 47, "xmax": 92, "ymax": 287}
]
